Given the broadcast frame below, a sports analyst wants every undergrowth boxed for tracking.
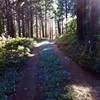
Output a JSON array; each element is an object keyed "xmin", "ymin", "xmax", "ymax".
[
  {"xmin": 0, "ymin": 37, "xmax": 35, "ymax": 99},
  {"xmin": 56, "ymin": 17, "xmax": 100, "ymax": 75}
]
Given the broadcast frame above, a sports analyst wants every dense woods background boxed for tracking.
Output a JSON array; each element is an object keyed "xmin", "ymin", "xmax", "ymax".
[
  {"xmin": 0, "ymin": 0, "xmax": 77, "ymax": 38},
  {"xmin": 0, "ymin": 0, "xmax": 100, "ymax": 40},
  {"xmin": 0, "ymin": 0, "xmax": 100, "ymax": 100}
]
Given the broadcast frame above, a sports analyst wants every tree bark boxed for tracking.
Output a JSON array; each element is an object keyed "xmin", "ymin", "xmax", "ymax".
[
  {"xmin": 5, "ymin": 0, "xmax": 15, "ymax": 37},
  {"xmin": 17, "ymin": 10, "xmax": 21, "ymax": 37},
  {"xmin": 76, "ymin": 0, "xmax": 85, "ymax": 42},
  {"xmin": 57, "ymin": 20, "xmax": 61, "ymax": 35},
  {"xmin": 36, "ymin": 14, "xmax": 38, "ymax": 38},
  {"xmin": 90, "ymin": 0, "xmax": 98, "ymax": 52},
  {"xmin": 45, "ymin": 0, "xmax": 48, "ymax": 37},
  {"xmin": 30, "ymin": 0, "xmax": 33, "ymax": 38}
]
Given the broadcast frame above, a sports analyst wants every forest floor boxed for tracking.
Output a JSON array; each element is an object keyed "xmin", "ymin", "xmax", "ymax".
[
  {"xmin": 53, "ymin": 43, "xmax": 100, "ymax": 100},
  {"xmin": 9, "ymin": 40, "xmax": 100, "ymax": 100}
]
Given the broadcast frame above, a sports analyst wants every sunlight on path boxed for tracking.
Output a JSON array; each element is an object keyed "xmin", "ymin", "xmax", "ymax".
[
  {"xmin": 14, "ymin": 41, "xmax": 100, "ymax": 100},
  {"xmin": 34, "ymin": 41, "xmax": 96, "ymax": 100},
  {"xmin": 34, "ymin": 41, "xmax": 55, "ymax": 47},
  {"xmin": 37, "ymin": 41, "xmax": 70, "ymax": 99}
]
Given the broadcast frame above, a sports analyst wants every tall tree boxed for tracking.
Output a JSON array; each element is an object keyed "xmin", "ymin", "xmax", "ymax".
[
  {"xmin": 76, "ymin": 0, "xmax": 85, "ymax": 42},
  {"xmin": 5, "ymin": 0, "xmax": 15, "ymax": 37}
]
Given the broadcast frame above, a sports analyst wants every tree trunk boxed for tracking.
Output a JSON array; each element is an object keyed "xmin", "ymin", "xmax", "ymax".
[
  {"xmin": 41, "ymin": 20, "xmax": 45, "ymax": 38},
  {"xmin": 36, "ymin": 14, "xmax": 38, "ymax": 38},
  {"xmin": 90, "ymin": 0, "xmax": 98, "ymax": 53},
  {"xmin": 0, "ymin": 2, "xmax": 3, "ymax": 35},
  {"xmin": 5, "ymin": 0, "xmax": 15, "ymax": 37},
  {"xmin": 45, "ymin": 0, "xmax": 48, "ymax": 37},
  {"xmin": 65, "ymin": 0, "xmax": 68, "ymax": 20},
  {"xmin": 22, "ymin": 11, "xmax": 25, "ymax": 37},
  {"xmin": 76, "ymin": 0, "xmax": 85, "ymax": 42},
  {"xmin": 62, "ymin": 19, "xmax": 63, "ymax": 34},
  {"xmin": 30, "ymin": 0, "xmax": 33, "ymax": 38},
  {"xmin": 30, "ymin": 17, "xmax": 33, "ymax": 37},
  {"xmin": 57, "ymin": 20, "xmax": 61, "ymax": 35},
  {"xmin": 0, "ymin": 16, "xmax": 3, "ymax": 36},
  {"xmin": 17, "ymin": 11, "xmax": 21, "ymax": 37},
  {"xmin": 39, "ymin": 8, "xmax": 45, "ymax": 38}
]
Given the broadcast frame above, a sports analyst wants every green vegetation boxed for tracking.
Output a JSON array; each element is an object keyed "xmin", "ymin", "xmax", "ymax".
[
  {"xmin": 0, "ymin": 38, "xmax": 34, "ymax": 72},
  {"xmin": 0, "ymin": 0, "xmax": 100, "ymax": 99},
  {"xmin": 63, "ymin": 85, "xmax": 92, "ymax": 100},
  {"xmin": 57, "ymin": 17, "xmax": 100, "ymax": 75},
  {"xmin": 0, "ymin": 37, "xmax": 35, "ymax": 99},
  {"xmin": 63, "ymin": 86, "xmax": 77, "ymax": 100},
  {"xmin": 57, "ymin": 17, "xmax": 77, "ymax": 44}
]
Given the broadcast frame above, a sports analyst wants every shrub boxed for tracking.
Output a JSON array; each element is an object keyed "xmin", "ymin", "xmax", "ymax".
[
  {"xmin": 4, "ymin": 38, "xmax": 34, "ymax": 58},
  {"xmin": 57, "ymin": 16, "xmax": 77, "ymax": 45},
  {"xmin": 0, "ymin": 37, "xmax": 35, "ymax": 98},
  {"xmin": 66, "ymin": 16, "xmax": 77, "ymax": 34},
  {"xmin": 5, "ymin": 38, "xmax": 34, "ymax": 51},
  {"xmin": 57, "ymin": 17, "xmax": 100, "ymax": 75},
  {"xmin": 63, "ymin": 86, "xmax": 77, "ymax": 100}
]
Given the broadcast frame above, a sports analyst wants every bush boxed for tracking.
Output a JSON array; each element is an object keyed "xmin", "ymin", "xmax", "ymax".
[
  {"xmin": 4, "ymin": 38, "xmax": 34, "ymax": 58},
  {"xmin": 72, "ymin": 40, "xmax": 100, "ymax": 75},
  {"xmin": 0, "ymin": 37, "xmax": 35, "ymax": 98},
  {"xmin": 57, "ymin": 16, "xmax": 77, "ymax": 45},
  {"xmin": 66, "ymin": 16, "xmax": 77, "ymax": 34},
  {"xmin": 63, "ymin": 86, "xmax": 77, "ymax": 100},
  {"xmin": 57, "ymin": 17, "xmax": 100, "ymax": 75},
  {"xmin": 0, "ymin": 37, "xmax": 35, "ymax": 74},
  {"xmin": 5, "ymin": 38, "xmax": 34, "ymax": 51}
]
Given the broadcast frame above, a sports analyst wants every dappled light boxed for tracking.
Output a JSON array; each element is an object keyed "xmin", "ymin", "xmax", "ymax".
[
  {"xmin": 35, "ymin": 41, "xmax": 55, "ymax": 47},
  {"xmin": 0, "ymin": 0, "xmax": 100, "ymax": 100},
  {"xmin": 27, "ymin": 53, "xmax": 36, "ymax": 57}
]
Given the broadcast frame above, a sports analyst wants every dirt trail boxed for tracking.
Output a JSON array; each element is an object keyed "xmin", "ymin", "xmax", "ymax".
[
  {"xmin": 10, "ymin": 41, "xmax": 100, "ymax": 100},
  {"xmin": 53, "ymin": 43, "xmax": 100, "ymax": 100},
  {"xmin": 14, "ymin": 47, "xmax": 41, "ymax": 100}
]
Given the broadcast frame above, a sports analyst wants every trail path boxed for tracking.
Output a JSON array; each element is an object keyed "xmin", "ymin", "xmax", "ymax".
[{"xmin": 11, "ymin": 41, "xmax": 100, "ymax": 100}]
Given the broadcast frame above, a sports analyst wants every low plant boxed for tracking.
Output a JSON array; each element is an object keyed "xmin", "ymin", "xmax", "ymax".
[
  {"xmin": 0, "ymin": 37, "xmax": 35, "ymax": 99},
  {"xmin": 57, "ymin": 16, "xmax": 100, "ymax": 75}
]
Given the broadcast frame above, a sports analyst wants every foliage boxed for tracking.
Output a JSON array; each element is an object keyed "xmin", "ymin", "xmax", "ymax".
[
  {"xmin": 57, "ymin": 33, "xmax": 77, "ymax": 45},
  {"xmin": 56, "ymin": 16, "xmax": 77, "ymax": 44},
  {"xmin": 72, "ymin": 37, "xmax": 100, "ymax": 75},
  {"xmin": 0, "ymin": 37, "xmax": 34, "ymax": 72},
  {"xmin": 57, "ymin": 16, "xmax": 100, "ymax": 75},
  {"xmin": 66, "ymin": 16, "xmax": 77, "ymax": 34},
  {"xmin": 63, "ymin": 85, "xmax": 92, "ymax": 100},
  {"xmin": 57, "ymin": 30, "xmax": 100, "ymax": 75},
  {"xmin": 5, "ymin": 38, "xmax": 34, "ymax": 50},
  {"xmin": 63, "ymin": 86, "xmax": 77, "ymax": 100},
  {"xmin": 0, "ymin": 37, "xmax": 35, "ymax": 99}
]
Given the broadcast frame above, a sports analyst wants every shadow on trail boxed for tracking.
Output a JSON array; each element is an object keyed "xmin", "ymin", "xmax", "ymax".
[
  {"xmin": 36, "ymin": 41, "xmax": 70, "ymax": 100},
  {"xmin": 8, "ymin": 40, "xmax": 100, "ymax": 100}
]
